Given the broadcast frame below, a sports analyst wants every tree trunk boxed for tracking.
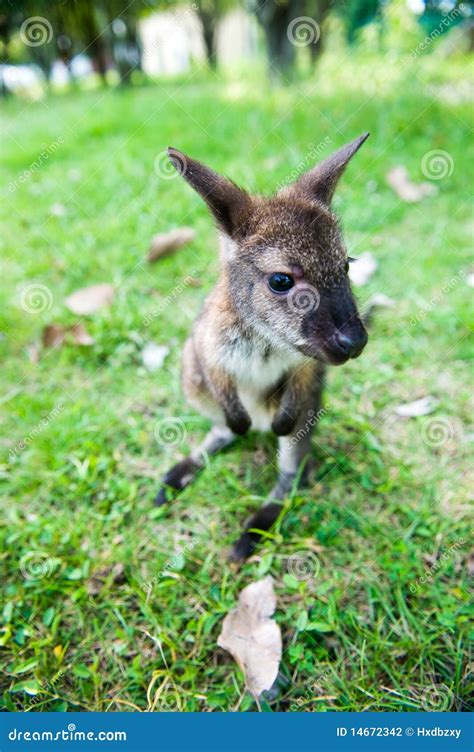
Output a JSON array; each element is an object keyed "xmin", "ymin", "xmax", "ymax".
[
  {"xmin": 254, "ymin": 0, "xmax": 304, "ymax": 81},
  {"xmin": 76, "ymin": 1, "xmax": 109, "ymax": 83},
  {"xmin": 196, "ymin": 2, "xmax": 219, "ymax": 69},
  {"xmin": 307, "ymin": 0, "xmax": 331, "ymax": 65}
]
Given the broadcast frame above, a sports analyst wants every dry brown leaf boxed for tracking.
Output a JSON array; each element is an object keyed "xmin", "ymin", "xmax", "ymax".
[
  {"xmin": 217, "ymin": 576, "xmax": 282, "ymax": 699},
  {"xmin": 386, "ymin": 166, "xmax": 437, "ymax": 203},
  {"xmin": 42, "ymin": 324, "xmax": 66, "ymax": 349},
  {"xmin": 147, "ymin": 227, "xmax": 196, "ymax": 263},
  {"xmin": 65, "ymin": 283, "xmax": 115, "ymax": 315},
  {"xmin": 69, "ymin": 322, "xmax": 95, "ymax": 345},
  {"xmin": 42, "ymin": 323, "xmax": 94, "ymax": 349}
]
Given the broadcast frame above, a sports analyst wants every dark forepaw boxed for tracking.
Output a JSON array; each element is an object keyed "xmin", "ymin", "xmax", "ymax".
[
  {"xmin": 154, "ymin": 457, "xmax": 200, "ymax": 506},
  {"xmin": 225, "ymin": 409, "xmax": 251, "ymax": 436},
  {"xmin": 228, "ymin": 533, "xmax": 256, "ymax": 562},
  {"xmin": 271, "ymin": 410, "xmax": 299, "ymax": 436}
]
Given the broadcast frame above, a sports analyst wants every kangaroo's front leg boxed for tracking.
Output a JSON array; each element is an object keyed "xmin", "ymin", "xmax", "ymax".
[
  {"xmin": 155, "ymin": 367, "xmax": 250, "ymax": 505},
  {"xmin": 229, "ymin": 374, "xmax": 324, "ymax": 561},
  {"xmin": 206, "ymin": 366, "xmax": 252, "ymax": 436}
]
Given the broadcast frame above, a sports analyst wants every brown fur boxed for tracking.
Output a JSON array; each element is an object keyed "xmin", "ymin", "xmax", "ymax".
[{"xmin": 157, "ymin": 135, "xmax": 370, "ymax": 560}]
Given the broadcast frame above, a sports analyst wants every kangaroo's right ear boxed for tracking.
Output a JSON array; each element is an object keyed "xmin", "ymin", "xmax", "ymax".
[{"xmin": 167, "ymin": 148, "xmax": 253, "ymax": 239}]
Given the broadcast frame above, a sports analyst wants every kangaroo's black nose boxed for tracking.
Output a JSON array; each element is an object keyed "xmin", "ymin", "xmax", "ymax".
[{"xmin": 333, "ymin": 328, "xmax": 368, "ymax": 358}]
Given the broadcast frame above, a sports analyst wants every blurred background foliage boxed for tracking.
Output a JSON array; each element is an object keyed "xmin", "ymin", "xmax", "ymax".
[{"xmin": 0, "ymin": 0, "xmax": 472, "ymax": 95}]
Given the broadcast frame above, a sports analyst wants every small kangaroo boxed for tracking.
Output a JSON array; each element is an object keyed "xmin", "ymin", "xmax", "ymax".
[{"xmin": 156, "ymin": 134, "xmax": 369, "ymax": 561}]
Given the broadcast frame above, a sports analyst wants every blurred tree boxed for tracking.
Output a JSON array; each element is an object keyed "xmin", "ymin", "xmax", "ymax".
[
  {"xmin": 418, "ymin": 0, "xmax": 473, "ymax": 50},
  {"xmin": 250, "ymin": 0, "xmax": 303, "ymax": 79},
  {"xmin": 338, "ymin": 0, "xmax": 385, "ymax": 44},
  {"xmin": 195, "ymin": 0, "xmax": 222, "ymax": 69},
  {"xmin": 102, "ymin": 0, "xmax": 145, "ymax": 84},
  {"xmin": 251, "ymin": 0, "xmax": 346, "ymax": 79}
]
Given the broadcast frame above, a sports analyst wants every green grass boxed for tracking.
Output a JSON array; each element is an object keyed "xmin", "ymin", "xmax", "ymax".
[{"xmin": 0, "ymin": 52, "xmax": 472, "ymax": 712}]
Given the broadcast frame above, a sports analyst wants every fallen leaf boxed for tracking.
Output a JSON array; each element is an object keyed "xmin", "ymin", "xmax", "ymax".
[
  {"xmin": 42, "ymin": 323, "xmax": 94, "ymax": 349},
  {"xmin": 65, "ymin": 283, "xmax": 115, "ymax": 315},
  {"xmin": 42, "ymin": 324, "xmax": 66, "ymax": 349},
  {"xmin": 141, "ymin": 342, "xmax": 169, "ymax": 372},
  {"xmin": 217, "ymin": 576, "xmax": 282, "ymax": 699},
  {"xmin": 69, "ymin": 322, "xmax": 94, "ymax": 345},
  {"xmin": 395, "ymin": 396, "xmax": 439, "ymax": 418},
  {"xmin": 147, "ymin": 227, "xmax": 196, "ymax": 263},
  {"xmin": 386, "ymin": 166, "xmax": 437, "ymax": 203},
  {"xmin": 348, "ymin": 252, "xmax": 377, "ymax": 286}
]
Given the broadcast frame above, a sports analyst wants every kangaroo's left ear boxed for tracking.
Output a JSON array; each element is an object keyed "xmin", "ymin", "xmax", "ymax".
[
  {"xmin": 167, "ymin": 147, "xmax": 253, "ymax": 239},
  {"xmin": 282, "ymin": 132, "xmax": 369, "ymax": 206}
]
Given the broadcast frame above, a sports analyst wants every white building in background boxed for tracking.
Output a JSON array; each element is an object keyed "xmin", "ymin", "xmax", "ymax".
[{"xmin": 139, "ymin": 7, "xmax": 258, "ymax": 77}]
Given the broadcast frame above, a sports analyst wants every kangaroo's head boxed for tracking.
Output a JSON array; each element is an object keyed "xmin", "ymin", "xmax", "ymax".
[{"xmin": 167, "ymin": 135, "xmax": 369, "ymax": 365}]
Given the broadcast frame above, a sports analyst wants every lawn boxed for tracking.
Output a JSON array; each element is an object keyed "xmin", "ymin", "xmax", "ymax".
[{"xmin": 0, "ymin": 51, "xmax": 472, "ymax": 712}]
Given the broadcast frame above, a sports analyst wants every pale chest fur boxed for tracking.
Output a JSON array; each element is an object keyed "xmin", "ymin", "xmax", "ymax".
[{"xmin": 223, "ymin": 339, "xmax": 306, "ymax": 432}]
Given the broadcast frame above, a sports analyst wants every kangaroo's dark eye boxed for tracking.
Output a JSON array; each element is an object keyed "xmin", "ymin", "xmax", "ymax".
[{"xmin": 268, "ymin": 273, "xmax": 294, "ymax": 293}]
